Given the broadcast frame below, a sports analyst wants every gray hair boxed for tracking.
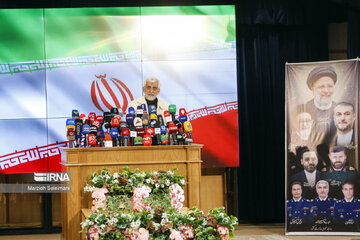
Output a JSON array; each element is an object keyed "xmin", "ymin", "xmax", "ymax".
[
  {"xmin": 143, "ymin": 77, "xmax": 161, "ymax": 88},
  {"xmin": 316, "ymin": 180, "xmax": 329, "ymax": 189}
]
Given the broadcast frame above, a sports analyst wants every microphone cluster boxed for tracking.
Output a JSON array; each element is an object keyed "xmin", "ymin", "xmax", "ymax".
[{"xmin": 65, "ymin": 104, "xmax": 193, "ymax": 148}]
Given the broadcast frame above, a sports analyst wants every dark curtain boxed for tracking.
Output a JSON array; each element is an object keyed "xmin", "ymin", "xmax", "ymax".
[
  {"xmin": 348, "ymin": 7, "xmax": 360, "ymax": 58},
  {"xmin": 236, "ymin": 0, "xmax": 330, "ymax": 221}
]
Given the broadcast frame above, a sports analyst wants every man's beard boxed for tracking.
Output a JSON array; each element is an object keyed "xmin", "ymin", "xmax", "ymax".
[
  {"xmin": 336, "ymin": 122, "xmax": 352, "ymax": 132},
  {"xmin": 314, "ymin": 94, "xmax": 333, "ymax": 110},
  {"xmin": 305, "ymin": 167, "xmax": 316, "ymax": 173},
  {"xmin": 145, "ymin": 94, "xmax": 157, "ymax": 101},
  {"xmin": 297, "ymin": 128, "xmax": 312, "ymax": 140}
]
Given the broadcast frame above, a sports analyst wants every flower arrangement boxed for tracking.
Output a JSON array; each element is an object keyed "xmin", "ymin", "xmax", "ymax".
[{"xmin": 81, "ymin": 167, "xmax": 238, "ymax": 240}]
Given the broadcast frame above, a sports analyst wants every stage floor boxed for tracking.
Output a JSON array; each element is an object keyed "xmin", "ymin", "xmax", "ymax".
[{"xmin": 0, "ymin": 224, "xmax": 359, "ymax": 240}]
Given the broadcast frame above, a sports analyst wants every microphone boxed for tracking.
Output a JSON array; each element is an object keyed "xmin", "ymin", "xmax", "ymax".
[
  {"xmin": 136, "ymin": 106, "xmax": 143, "ymax": 118},
  {"xmin": 88, "ymin": 134, "xmax": 97, "ymax": 147},
  {"xmin": 119, "ymin": 120, "xmax": 128, "ymax": 131},
  {"xmin": 96, "ymin": 115, "xmax": 104, "ymax": 127},
  {"xmin": 88, "ymin": 112, "xmax": 96, "ymax": 122},
  {"xmin": 103, "ymin": 112, "xmax": 112, "ymax": 133},
  {"xmin": 66, "ymin": 129, "xmax": 75, "ymax": 148},
  {"xmin": 126, "ymin": 114, "xmax": 134, "ymax": 127},
  {"xmin": 104, "ymin": 134, "xmax": 113, "ymax": 147},
  {"xmin": 179, "ymin": 108, "xmax": 187, "ymax": 116},
  {"xmin": 142, "ymin": 113, "xmax": 149, "ymax": 130},
  {"xmin": 128, "ymin": 107, "xmax": 136, "ymax": 116},
  {"xmin": 149, "ymin": 114, "xmax": 157, "ymax": 128},
  {"xmin": 130, "ymin": 126, "xmax": 137, "ymax": 145},
  {"xmin": 82, "ymin": 124, "xmax": 90, "ymax": 147},
  {"xmin": 168, "ymin": 104, "xmax": 176, "ymax": 122},
  {"xmin": 121, "ymin": 128, "xmax": 130, "ymax": 146},
  {"xmin": 111, "ymin": 117, "xmax": 120, "ymax": 129},
  {"xmin": 111, "ymin": 107, "xmax": 119, "ymax": 117},
  {"xmin": 178, "ymin": 108, "xmax": 187, "ymax": 123},
  {"xmin": 134, "ymin": 136, "xmax": 143, "ymax": 146},
  {"xmin": 89, "ymin": 125, "xmax": 98, "ymax": 136},
  {"xmin": 183, "ymin": 121, "xmax": 193, "ymax": 144},
  {"xmin": 136, "ymin": 127, "xmax": 145, "ymax": 138},
  {"xmin": 133, "ymin": 117, "xmax": 143, "ymax": 128},
  {"xmin": 141, "ymin": 104, "xmax": 147, "ymax": 113},
  {"xmin": 160, "ymin": 134, "xmax": 168, "ymax": 145},
  {"xmin": 146, "ymin": 127, "xmax": 155, "ymax": 137},
  {"xmin": 157, "ymin": 115, "xmax": 165, "ymax": 126},
  {"xmin": 92, "ymin": 120, "xmax": 101, "ymax": 131},
  {"xmin": 72, "ymin": 109, "xmax": 80, "ymax": 120},
  {"xmin": 66, "ymin": 119, "xmax": 76, "ymax": 130},
  {"xmin": 143, "ymin": 134, "xmax": 152, "ymax": 146},
  {"xmin": 75, "ymin": 119, "xmax": 83, "ymax": 148},
  {"xmin": 160, "ymin": 124, "xmax": 167, "ymax": 135},
  {"xmin": 97, "ymin": 129, "xmax": 105, "ymax": 147},
  {"xmin": 154, "ymin": 121, "xmax": 161, "ymax": 145},
  {"xmin": 80, "ymin": 114, "xmax": 86, "ymax": 124},
  {"xmin": 110, "ymin": 128, "xmax": 119, "ymax": 147},
  {"xmin": 163, "ymin": 111, "xmax": 172, "ymax": 126},
  {"xmin": 174, "ymin": 120, "xmax": 184, "ymax": 145},
  {"xmin": 168, "ymin": 121, "xmax": 179, "ymax": 145},
  {"xmin": 148, "ymin": 105, "xmax": 157, "ymax": 115}
]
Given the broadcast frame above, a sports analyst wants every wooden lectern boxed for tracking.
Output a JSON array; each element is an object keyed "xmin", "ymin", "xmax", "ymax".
[{"xmin": 60, "ymin": 144, "xmax": 203, "ymax": 240}]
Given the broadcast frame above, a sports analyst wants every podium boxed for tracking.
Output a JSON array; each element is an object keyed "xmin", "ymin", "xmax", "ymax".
[{"xmin": 60, "ymin": 144, "xmax": 203, "ymax": 240}]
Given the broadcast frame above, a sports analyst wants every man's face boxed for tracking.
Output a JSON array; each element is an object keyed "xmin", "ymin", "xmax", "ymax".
[
  {"xmin": 143, "ymin": 81, "xmax": 160, "ymax": 101},
  {"xmin": 292, "ymin": 184, "xmax": 302, "ymax": 200},
  {"xmin": 296, "ymin": 112, "xmax": 313, "ymax": 131},
  {"xmin": 312, "ymin": 76, "xmax": 335, "ymax": 106},
  {"xmin": 342, "ymin": 183, "xmax": 354, "ymax": 201},
  {"xmin": 316, "ymin": 182, "xmax": 329, "ymax": 199},
  {"xmin": 334, "ymin": 105, "xmax": 355, "ymax": 133},
  {"xmin": 301, "ymin": 151, "xmax": 318, "ymax": 172},
  {"xmin": 329, "ymin": 151, "xmax": 346, "ymax": 170}
]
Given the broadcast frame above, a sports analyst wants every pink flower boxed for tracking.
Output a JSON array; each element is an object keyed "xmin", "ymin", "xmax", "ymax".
[
  {"xmin": 170, "ymin": 229, "xmax": 184, "ymax": 240},
  {"xmin": 138, "ymin": 228, "xmax": 149, "ymax": 240},
  {"xmin": 217, "ymin": 226, "xmax": 230, "ymax": 240},
  {"xmin": 88, "ymin": 224, "xmax": 100, "ymax": 240},
  {"xmin": 92, "ymin": 188, "xmax": 108, "ymax": 201}
]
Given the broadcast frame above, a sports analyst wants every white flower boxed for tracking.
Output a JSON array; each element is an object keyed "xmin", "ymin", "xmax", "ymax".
[
  {"xmin": 161, "ymin": 184, "xmax": 164, "ymax": 188},
  {"xmin": 161, "ymin": 213, "xmax": 167, "ymax": 219},
  {"xmin": 165, "ymin": 179, "xmax": 170, "ymax": 186},
  {"xmin": 80, "ymin": 220, "xmax": 90, "ymax": 228},
  {"xmin": 100, "ymin": 224, "xmax": 106, "ymax": 230},
  {"xmin": 189, "ymin": 217, "xmax": 195, "ymax": 221},
  {"xmin": 153, "ymin": 223, "xmax": 160, "ymax": 230},
  {"xmin": 113, "ymin": 172, "xmax": 119, "ymax": 179},
  {"xmin": 160, "ymin": 218, "xmax": 167, "ymax": 226},
  {"xmin": 167, "ymin": 170, "xmax": 174, "ymax": 176},
  {"xmin": 109, "ymin": 217, "xmax": 118, "ymax": 225},
  {"xmin": 155, "ymin": 183, "xmax": 159, "ymax": 188},
  {"xmin": 153, "ymin": 171, "xmax": 158, "ymax": 175},
  {"xmin": 180, "ymin": 179, "xmax": 185, "ymax": 185},
  {"xmin": 130, "ymin": 219, "xmax": 141, "ymax": 229},
  {"xmin": 113, "ymin": 179, "xmax": 119, "ymax": 184},
  {"xmin": 105, "ymin": 175, "xmax": 110, "ymax": 180},
  {"xmin": 150, "ymin": 179, "xmax": 155, "ymax": 184},
  {"xmin": 141, "ymin": 172, "xmax": 146, "ymax": 178},
  {"xmin": 146, "ymin": 179, "xmax": 151, "ymax": 184},
  {"xmin": 92, "ymin": 176, "xmax": 98, "ymax": 183}
]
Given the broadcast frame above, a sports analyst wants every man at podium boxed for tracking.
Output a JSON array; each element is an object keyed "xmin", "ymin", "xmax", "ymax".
[{"xmin": 127, "ymin": 77, "xmax": 169, "ymax": 117}]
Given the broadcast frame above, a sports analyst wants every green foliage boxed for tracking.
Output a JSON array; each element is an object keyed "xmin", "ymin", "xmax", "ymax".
[{"xmin": 82, "ymin": 167, "xmax": 238, "ymax": 240}]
